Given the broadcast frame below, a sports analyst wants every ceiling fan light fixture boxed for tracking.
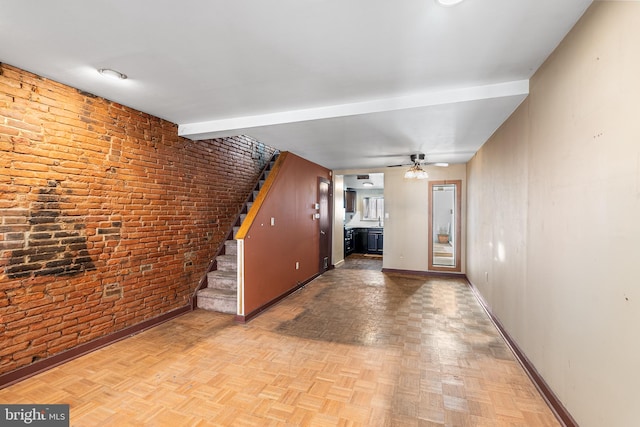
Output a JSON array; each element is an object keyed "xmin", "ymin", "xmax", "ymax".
[
  {"xmin": 404, "ymin": 163, "xmax": 428, "ymax": 180},
  {"xmin": 435, "ymin": 0, "xmax": 465, "ymax": 6}
]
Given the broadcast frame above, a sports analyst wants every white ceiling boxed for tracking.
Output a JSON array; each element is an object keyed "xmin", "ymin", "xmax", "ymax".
[{"xmin": 0, "ymin": 0, "xmax": 592, "ymax": 170}]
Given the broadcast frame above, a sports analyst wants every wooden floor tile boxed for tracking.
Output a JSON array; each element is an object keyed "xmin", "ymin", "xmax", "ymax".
[{"xmin": 0, "ymin": 255, "xmax": 559, "ymax": 426}]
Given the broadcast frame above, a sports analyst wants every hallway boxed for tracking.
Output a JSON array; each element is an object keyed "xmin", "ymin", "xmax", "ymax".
[{"xmin": 0, "ymin": 257, "xmax": 558, "ymax": 426}]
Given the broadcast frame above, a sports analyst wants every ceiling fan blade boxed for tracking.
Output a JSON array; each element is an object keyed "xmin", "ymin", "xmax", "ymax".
[{"xmin": 362, "ymin": 153, "xmax": 414, "ymax": 159}]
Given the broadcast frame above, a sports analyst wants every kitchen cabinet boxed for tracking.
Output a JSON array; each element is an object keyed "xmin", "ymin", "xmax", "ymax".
[
  {"xmin": 344, "ymin": 189, "xmax": 357, "ymax": 213},
  {"xmin": 348, "ymin": 227, "xmax": 383, "ymax": 255},
  {"xmin": 367, "ymin": 228, "xmax": 383, "ymax": 254}
]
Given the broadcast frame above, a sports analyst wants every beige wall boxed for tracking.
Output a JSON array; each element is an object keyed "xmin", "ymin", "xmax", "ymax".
[
  {"xmin": 335, "ymin": 164, "xmax": 466, "ymax": 273},
  {"xmin": 467, "ymin": 2, "xmax": 640, "ymax": 425}
]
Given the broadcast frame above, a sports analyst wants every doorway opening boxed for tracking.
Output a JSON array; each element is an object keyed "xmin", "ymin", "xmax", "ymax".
[{"xmin": 342, "ymin": 173, "xmax": 384, "ymax": 260}]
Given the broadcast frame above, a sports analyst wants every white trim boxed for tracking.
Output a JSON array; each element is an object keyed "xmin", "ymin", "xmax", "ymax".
[{"xmin": 237, "ymin": 239, "xmax": 245, "ymax": 316}]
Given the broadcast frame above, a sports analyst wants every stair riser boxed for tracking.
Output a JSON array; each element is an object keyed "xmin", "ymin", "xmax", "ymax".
[
  {"xmin": 216, "ymin": 259, "xmax": 236, "ymax": 271},
  {"xmin": 207, "ymin": 272, "xmax": 237, "ymax": 291},
  {"xmin": 197, "ymin": 295, "xmax": 236, "ymax": 314},
  {"xmin": 224, "ymin": 241, "xmax": 237, "ymax": 255}
]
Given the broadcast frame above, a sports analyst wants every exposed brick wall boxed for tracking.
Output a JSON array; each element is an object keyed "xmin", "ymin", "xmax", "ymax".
[{"xmin": 0, "ymin": 63, "xmax": 275, "ymax": 375}]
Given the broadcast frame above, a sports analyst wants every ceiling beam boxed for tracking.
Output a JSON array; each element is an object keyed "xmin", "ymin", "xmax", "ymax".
[{"xmin": 178, "ymin": 80, "xmax": 529, "ymax": 141}]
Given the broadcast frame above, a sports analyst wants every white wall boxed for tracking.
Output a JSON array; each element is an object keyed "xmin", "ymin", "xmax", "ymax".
[
  {"xmin": 336, "ymin": 164, "xmax": 466, "ymax": 273},
  {"xmin": 467, "ymin": 2, "xmax": 640, "ymax": 425},
  {"xmin": 332, "ymin": 174, "xmax": 345, "ymax": 267}
]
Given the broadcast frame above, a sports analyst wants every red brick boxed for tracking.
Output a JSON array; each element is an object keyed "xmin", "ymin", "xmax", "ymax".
[
  {"xmin": 12, "ymin": 344, "xmax": 48, "ymax": 361},
  {"xmin": 0, "ymin": 341, "xmax": 29, "ymax": 357},
  {"xmin": 31, "ymin": 331, "xmax": 62, "ymax": 346},
  {"xmin": 0, "ymin": 63, "xmax": 276, "ymax": 378}
]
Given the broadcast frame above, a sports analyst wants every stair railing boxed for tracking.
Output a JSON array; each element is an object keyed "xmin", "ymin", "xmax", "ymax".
[{"xmin": 190, "ymin": 150, "xmax": 280, "ymax": 309}]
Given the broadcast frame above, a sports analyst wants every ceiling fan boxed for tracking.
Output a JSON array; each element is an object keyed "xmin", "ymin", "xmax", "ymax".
[{"xmin": 388, "ymin": 153, "xmax": 449, "ymax": 179}]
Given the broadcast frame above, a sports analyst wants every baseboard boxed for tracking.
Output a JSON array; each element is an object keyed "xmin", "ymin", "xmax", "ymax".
[
  {"xmin": 235, "ymin": 274, "xmax": 320, "ymax": 324},
  {"xmin": 381, "ymin": 267, "xmax": 466, "ymax": 278},
  {"xmin": 465, "ymin": 278, "xmax": 577, "ymax": 427},
  {"xmin": 0, "ymin": 304, "xmax": 192, "ymax": 390}
]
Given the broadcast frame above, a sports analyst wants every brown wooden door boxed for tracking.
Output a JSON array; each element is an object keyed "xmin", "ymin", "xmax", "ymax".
[{"xmin": 318, "ymin": 178, "xmax": 331, "ymax": 273}]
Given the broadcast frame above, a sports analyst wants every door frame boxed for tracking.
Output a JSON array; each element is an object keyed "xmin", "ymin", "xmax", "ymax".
[
  {"xmin": 318, "ymin": 177, "xmax": 332, "ymax": 272},
  {"xmin": 428, "ymin": 180, "xmax": 462, "ymax": 272}
]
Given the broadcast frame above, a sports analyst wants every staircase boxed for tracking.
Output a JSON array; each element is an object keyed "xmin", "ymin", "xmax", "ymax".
[{"xmin": 196, "ymin": 154, "xmax": 278, "ymax": 314}]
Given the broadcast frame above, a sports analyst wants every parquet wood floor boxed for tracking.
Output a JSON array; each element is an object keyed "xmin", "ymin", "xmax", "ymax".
[{"xmin": 0, "ymin": 256, "xmax": 559, "ymax": 426}]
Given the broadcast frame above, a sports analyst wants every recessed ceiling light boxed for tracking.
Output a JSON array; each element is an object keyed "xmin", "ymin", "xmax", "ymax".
[
  {"xmin": 435, "ymin": 0, "xmax": 465, "ymax": 6},
  {"xmin": 98, "ymin": 68, "xmax": 127, "ymax": 80}
]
